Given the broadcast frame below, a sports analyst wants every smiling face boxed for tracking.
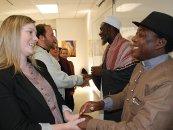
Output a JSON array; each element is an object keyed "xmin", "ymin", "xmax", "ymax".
[
  {"xmin": 99, "ymin": 23, "xmax": 110, "ymax": 45},
  {"xmin": 50, "ymin": 44, "xmax": 59, "ymax": 58},
  {"xmin": 131, "ymin": 26, "xmax": 166, "ymax": 61},
  {"xmin": 44, "ymin": 26, "xmax": 57, "ymax": 49},
  {"xmin": 60, "ymin": 49, "xmax": 69, "ymax": 59},
  {"xmin": 99, "ymin": 23, "xmax": 119, "ymax": 45},
  {"xmin": 20, "ymin": 23, "xmax": 38, "ymax": 58}
]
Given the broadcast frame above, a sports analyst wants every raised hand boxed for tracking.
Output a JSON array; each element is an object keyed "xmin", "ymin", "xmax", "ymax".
[
  {"xmin": 91, "ymin": 66, "xmax": 102, "ymax": 76},
  {"xmin": 66, "ymin": 118, "xmax": 85, "ymax": 130},
  {"xmin": 80, "ymin": 74, "xmax": 92, "ymax": 87},
  {"xmin": 79, "ymin": 101, "xmax": 105, "ymax": 116},
  {"xmin": 83, "ymin": 74, "xmax": 92, "ymax": 79}
]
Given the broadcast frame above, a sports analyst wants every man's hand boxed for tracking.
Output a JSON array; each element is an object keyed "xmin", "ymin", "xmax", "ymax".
[
  {"xmin": 80, "ymin": 74, "xmax": 92, "ymax": 87},
  {"xmin": 78, "ymin": 114, "xmax": 93, "ymax": 130},
  {"xmin": 83, "ymin": 74, "xmax": 92, "ymax": 80},
  {"xmin": 91, "ymin": 66, "xmax": 102, "ymax": 76},
  {"xmin": 79, "ymin": 101, "xmax": 105, "ymax": 116}
]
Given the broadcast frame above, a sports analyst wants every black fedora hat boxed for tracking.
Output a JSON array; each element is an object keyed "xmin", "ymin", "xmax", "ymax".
[{"xmin": 132, "ymin": 11, "xmax": 173, "ymax": 42}]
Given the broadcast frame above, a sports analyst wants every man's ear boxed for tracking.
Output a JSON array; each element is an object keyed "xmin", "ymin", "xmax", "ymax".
[{"xmin": 156, "ymin": 38, "xmax": 167, "ymax": 50}]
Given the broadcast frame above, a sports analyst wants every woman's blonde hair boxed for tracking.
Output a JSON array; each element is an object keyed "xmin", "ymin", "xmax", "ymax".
[{"xmin": 0, "ymin": 15, "xmax": 35, "ymax": 72}]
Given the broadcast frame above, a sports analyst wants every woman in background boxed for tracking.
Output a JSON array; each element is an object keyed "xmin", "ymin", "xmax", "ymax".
[{"xmin": 0, "ymin": 15, "xmax": 84, "ymax": 130}]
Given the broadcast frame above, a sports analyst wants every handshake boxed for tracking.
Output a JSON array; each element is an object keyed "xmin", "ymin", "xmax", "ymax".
[
  {"xmin": 78, "ymin": 114, "xmax": 93, "ymax": 130},
  {"xmin": 77, "ymin": 100, "xmax": 105, "ymax": 130},
  {"xmin": 80, "ymin": 66, "xmax": 102, "ymax": 87},
  {"xmin": 80, "ymin": 74, "xmax": 92, "ymax": 87}
]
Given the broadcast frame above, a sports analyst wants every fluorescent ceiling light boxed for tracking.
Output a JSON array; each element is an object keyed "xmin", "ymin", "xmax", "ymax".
[
  {"xmin": 78, "ymin": 9, "xmax": 90, "ymax": 14},
  {"xmin": 36, "ymin": 4, "xmax": 58, "ymax": 14},
  {"xmin": 116, "ymin": 3, "xmax": 141, "ymax": 12}
]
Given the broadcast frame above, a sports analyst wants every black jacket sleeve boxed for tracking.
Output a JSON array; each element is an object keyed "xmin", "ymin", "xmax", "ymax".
[{"xmin": 0, "ymin": 73, "xmax": 41, "ymax": 130}]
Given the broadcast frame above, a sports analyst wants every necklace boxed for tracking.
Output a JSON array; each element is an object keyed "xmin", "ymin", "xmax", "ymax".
[{"xmin": 21, "ymin": 63, "xmax": 42, "ymax": 85}]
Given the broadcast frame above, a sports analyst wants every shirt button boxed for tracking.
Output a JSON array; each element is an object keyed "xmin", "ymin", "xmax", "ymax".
[
  {"xmin": 139, "ymin": 70, "xmax": 142, "ymax": 73},
  {"xmin": 131, "ymin": 89, "xmax": 134, "ymax": 92},
  {"xmin": 134, "ymin": 79, "xmax": 137, "ymax": 82},
  {"xmin": 126, "ymin": 98, "xmax": 129, "ymax": 101}
]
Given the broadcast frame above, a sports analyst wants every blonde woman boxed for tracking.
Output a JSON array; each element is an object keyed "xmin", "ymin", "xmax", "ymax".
[{"xmin": 0, "ymin": 15, "xmax": 84, "ymax": 130}]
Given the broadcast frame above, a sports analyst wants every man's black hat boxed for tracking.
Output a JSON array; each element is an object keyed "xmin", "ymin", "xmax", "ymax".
[{"xmin": 133, "ymin": 11, "xmax": 173, "ymax": 42}]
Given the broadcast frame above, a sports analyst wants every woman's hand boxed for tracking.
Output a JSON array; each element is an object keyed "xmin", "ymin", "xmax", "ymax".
[
  {"xmin": 66, "ymin": 118, "xmax": 85, "ymax": 130},
  {"xmin": 78, "ymin": 114, "xmax": 93, "ymax": 130},
  {"xmin": 52, "ymin": 118, "xmax": 85, "ymax": 130},
  {"xmin": 63, "ymin": 110, "xmax": 79, "ymax": 122}
]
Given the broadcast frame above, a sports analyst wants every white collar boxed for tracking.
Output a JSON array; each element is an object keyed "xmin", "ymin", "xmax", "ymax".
[{"xmin": 142, "ymin": 54, "xmax": 169, "ymax": 70}]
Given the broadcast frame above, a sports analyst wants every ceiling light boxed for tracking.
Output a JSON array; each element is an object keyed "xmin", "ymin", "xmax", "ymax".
[
  {"xmin": 78, "ymin": 9, "xmax": 90, "ymax": 14},
  {"xmin": 116, "ymin": 3, "xmax": 141, "ymax": 12},
  {"xmin": 36, "ymin": 4, "xmax": 58, "ymax": 14}
]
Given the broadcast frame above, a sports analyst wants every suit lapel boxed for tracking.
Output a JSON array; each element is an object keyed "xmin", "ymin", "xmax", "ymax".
[
  {"xmin": 38, "ymin": 69, "xmax": 57, "ymax": 94},
  {"xmin": 36, "ymin": 66, "xmax": 64, "ymax": 113},
  {"xmin": 15, "ymin": 73, "xmax": 50, "ymax": 110}
]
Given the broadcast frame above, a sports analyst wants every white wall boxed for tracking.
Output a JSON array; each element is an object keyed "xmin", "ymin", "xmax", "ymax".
[
  {"xmin": 56, "ymin": 18, "xmax": 88, "ymax": 75},
  {"xmin": 85, "ymin": 0, "xmax": 139, "ymax": 96},
  {"xmin": 84, "ymin": 0, "xmax": 115, "ymax": 96},
  {"xmin": 86, "ymin": 0, "xmax": 114, "ymax": 71},
  {"xmin": 36, "ymin": 19, "xmax": 56, "ymax": 29}
]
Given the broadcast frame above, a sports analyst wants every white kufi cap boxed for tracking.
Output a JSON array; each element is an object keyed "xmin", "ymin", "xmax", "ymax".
[{"xmin": 103, "ymin": 15, "xmax": 122, "ymax": 30}]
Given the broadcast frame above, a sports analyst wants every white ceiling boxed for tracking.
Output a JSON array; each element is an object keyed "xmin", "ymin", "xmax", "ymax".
[
  {"xmin": 0, "ymin": 0, "xmax": 173, "ymax": 21},
  {"xmin": 0, "ymin": 0, "xmax": 96, "ymax": 21}
]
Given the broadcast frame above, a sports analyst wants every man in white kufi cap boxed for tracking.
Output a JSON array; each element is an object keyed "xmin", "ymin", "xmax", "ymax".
[
  {"xmin": 86, "ymin": 15, "xmax": 137, "ymax": 121},
  {"xmin": 103, "ymin": 15, "xmax": 122, "ymax": 30}
]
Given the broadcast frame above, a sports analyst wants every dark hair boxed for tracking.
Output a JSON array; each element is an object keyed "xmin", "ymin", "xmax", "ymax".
[
  {"xmin": 59, "ymin": 47, "xmax": 62, "ymax": 51},
  {"xmin": 81, "ymin": 68, "xmax": 88, "ymax": 75},
  {"xmin": 104, "ymin": 23, "xmax": 120, "ymax": 33},
  {"xmin": 101, "ymin": 23, "xmax": 120, "ymax": 43},
  {"xmin": 36, "ymin": 24, "xmax": 47, "ymax": 38}
]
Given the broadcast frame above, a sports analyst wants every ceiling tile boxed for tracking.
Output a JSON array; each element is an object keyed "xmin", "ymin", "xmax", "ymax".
[
  {"xmin": 80, "ymin": 0, "xmax": 96, "ymax": 4},
  {"xmin": 0, "ymin": 0, "xmax": 172, "ymax": 21}
]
